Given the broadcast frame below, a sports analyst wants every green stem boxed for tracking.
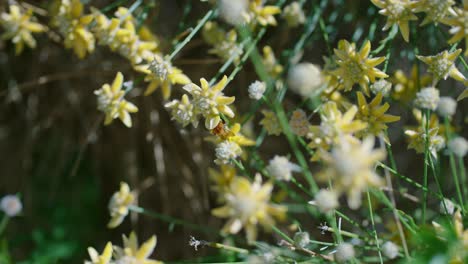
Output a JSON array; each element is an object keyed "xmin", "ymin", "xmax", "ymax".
[
  {"xmin": 367, "ymin": 190, "xmax": 383, "ymax": 264},
  {"xmin": 0, "ymin": 216, "xmax": 9, "ymax": 237},
  {"xmin": 207, "ymin": 242, "xmax": 249, "ymax": 254},
  {"xmin": 422, "ymin": 109, "xmax": 430, "ymax": 224}
]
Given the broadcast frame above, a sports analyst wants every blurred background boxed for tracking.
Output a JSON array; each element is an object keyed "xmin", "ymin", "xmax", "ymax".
[{"xmin": 0, "ymin": 0, "xmax": 466, "ymax": 263}]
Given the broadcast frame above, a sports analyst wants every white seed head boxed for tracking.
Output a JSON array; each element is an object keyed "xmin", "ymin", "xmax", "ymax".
[
  {"xmin": 217, "ymin": 0, "xmax": 248, "ymax": 26},
  {"xmin": 215, "ymin": 141, "xmax": 242, "ymax": 164},
  {"xmin": 335, "ymin": 243, "xmax": 355, "ymax": 262},
  {"xmin": 382, "ymin": 241, "xmax": 399, "ymax": 260},
  {"xmin": 414, "ymin": 87, "xmax": 440, "ymax": 110},
  {"xmin": 293, "ymin": 231, "xmax": 310, "ymax": 248},
  {"xmin": 248, "ymin": 80, "xmax": 266, "ymax": 100},
  {"xmin": 148, "ymin": 57, "xmax": 172, "ymax": 81},
  {"xmin": 266, "ymin": 155, "xmax": 301, "ymax": 181},
  {"xmin": 370, "ymin": 79, "xmax": 392, "ymax": 96},
  {"xmin": 313, "ymin": 189, "xmax": 339, "ymax": 213},
  {"xmin": 436, "ymin": 96, "xmax": 457, "ymax": 117},
  {"xmin": 439, "ymin": 198, "xmax": 456, "ymax": 215},
  {"xmin": 448, "ymin": 136, "xmax": 468, "ymax": 157},
  {"xmin": 287, "ymin": 63, "xmax": 324, "ymax": 97},
  {"xmin": 0, "ymin": 195, "xmax": 22, "ymax": 217}
]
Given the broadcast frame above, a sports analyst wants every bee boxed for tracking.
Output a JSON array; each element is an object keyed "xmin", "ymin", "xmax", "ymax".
[{"xmin": 211, "ymin": 120, "xmax": 234, "ymax": 140}]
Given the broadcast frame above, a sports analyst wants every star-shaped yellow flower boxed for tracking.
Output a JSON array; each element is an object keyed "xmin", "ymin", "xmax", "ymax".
[
  {"xmin": 246, "ymin": 0, "xmax": 281, "ymax": 26},
  {"xmin": 113, "ymin": 232, "xmax": 162, "ymax": 264},
  {"xmin": 0, "ymin": 4, "xmax": 46, "ymax": 55},
  {"xmin": 107, "ymin": 182, "xmax": 135, "ymax": 228},
  {"xmin": 85, "ymin": 242, "xmax": 112, "ymax": 264},
  {"xmin": 332, "ymin": 40, "xmax": 388, "ymax": 95},
  {"xmin": 371, "ymin": 0, "xmax": 418, "ymax": 42},
  {"xmin": 417, "ymin": 49, "xmax": 465, "ymax": 83},
  {"xmin": 441, "ymin": 2, "xmax": 468, "ymax": 56}
]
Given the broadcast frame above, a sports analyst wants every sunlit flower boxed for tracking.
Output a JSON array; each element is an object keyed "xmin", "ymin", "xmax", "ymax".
[
  {"xmin": 262, "ymin": 46, "xmax": 283, "ymax": 77},
  {"xmin": 382, "ymin": 241, "xmax": 399, "ymax": 260},
  {"xmin": 107, "ymin": 182, "xmax": 135, "ymax": 228},
  {"xmin": 436, "ymin": 96, "xmax": 457, "ymax": 117},
  {"xmin": 85, "ymin": 242, "xmax": 112, "ymax": 264},
  {"xmin": 0, "ymin": 4, "xmax": 46, "ymax": 55},
  {"xmin": 417, "ymin": 49, "xmax": 465, "ymax": 83},
  {"xmin": 0, "ymin": 195, "xmax": 22, "ymax": 217},
  {"xmin": 134, "ymin": 56, "xmax": 190, "ymax": 99},
  {"xmin": 266, "ymin": 155, "xmax": 301, "ymax": 181},
  {"xmin": 287, "ymin": 63, "xmax": 325, "ymax": 97},
  {"xmin": 356, "ymin": 92, "xmax": 400, "ymax": 139},
  {"xmin": 215, "ymin": 140, "xmax": 242, "ymax": 165},
  {"xmin": 413, "ymin": 0, "xmax": 456, "ymax": 25},
  {"xmin": 248, "ymin": 80, "xmax": 266, "ymax": 100},
  {"xmin": 405, "ymin": 127, "xmax": 445, "ymax": 157},
  {"xmin": 370, "ymin": 0, "xmax": 418, "ymax": 42},
  {"xmin": 332, "ymin": 40, "xmax": 387, "ymax": 95},
  {"xmin": 414, "ymin": 87, "xmax": 440, "ymax": 110},
  {"xmin": 370, "ymin": 79, "xmax": 392, "ymax": 96},
  {"xmin": 317, "ymin": 137, "xmax": 385, "ymax": 209},
  {"xmin": 260, "ymin": 110, "xmax": 282, "ymax": 136},
  {"xmin": 183, "ymin": 76, "xmax": 235, "ymax": 129},
  {"xmin": 335, "ymin": 242, "xmax": 355, "ymax": 262},
  {"xmin": 50, "ymin": 0, "xmax": 95, "ymax": 59},
  {"xmin": 448, "ymin": 136, "xmax": 468, "ymax": 157},
  {"xmin": 441, "ymin": 2, "xmax": 468, "ymax": 56},
  {"xmin": 289, "ymin": 109, "xmax": 310, "ymax": 137},
  {"xmin": 113, "ymin": 232, "xmax": 162, "ymax": 264},
  {"xmin": 165, "ymin": 94, "xmax": 199, "ymax": 127},
  {"xmin": 212, "ymin": 174, "xmax": 286, "ymax": 243},
  {"xmin": 246, "ymin": 0, "xmax": 282, "ymax": 26},
  {"xmin": 282, "ymin": 2, "xmax": 306, "ymax": 27},
  {"xmin": 309, "ymin": 189, "xmax": 339, "ymax": 213},
  {"xmin": 218, "ymin": 0, "xmax": 248, "ymax": 26},
  {"xmin": 94, "ymin": 72, "xmax": 138, "ymax": 127}
]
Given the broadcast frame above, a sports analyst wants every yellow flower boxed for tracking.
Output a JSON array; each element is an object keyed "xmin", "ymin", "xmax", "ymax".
[
  {"xmin": 432, "ymin": 211, "xmax": 468, "ymax": 263},
  {"xmin": 209, "ymin": 165, "xmax": 237, "ymax": 199},
  {"xmin": 165, "ymin": 94, "xmax": 199, "ymax": 127},
  {"xmin": 212, "ymin": 174, "xmax": 286, "ymax": 243},
  {"xmin": 356, "ymin": 92, "xmax": 400, "ymax": 140},
  {"xmin": 134, "ymin": 56, "xmax": 191, "ymax": 99},
  {"xmin": 332, "ymin": 40, "xmax": 388, "ymax": 95},
  {"xmin": 413, "ymin": 0, "xmax": 456, "ymax": 25},
  {"xmin": 94, "ymin": 72, "xmax": 138, "ymax": 128},
  {"xmin": 0, "ymin": 4, "xmax": 46, "ymax": 55},
  {"xmin": 307, "ymin": 102, "xmax": 367, "ymax": 161},
  {"xmin": 317, "ymin": 136, "xmax": 386, "ymax": 209},
  {"xmin": 107, "ymin": 182, "xmax": 135, "ymax": 229},
  {"xmin": 405, "ymin": 127, "xmax": 445, "ymax": 157},
  {"xmin": 246, "ymin": 0, "xmax": 282, "ymax": 26},
  {"xmin": 458, "ymin": 88, "xmax": 468, "ymax": 101},
  {"xmin": 85, "ymin": 242, "xmax": 112, "ymax": 264},
  {"xmin": 260, "ymin": 110, "xmax": 282, "ymax": 136},
  {"xmin": 370, "ymin": 0, "xmax": 418, "ymax": 42},
  {"xmin": 391, "ymin": 65, "xmax": 432, "ymax": 104},
  {"xmin": 209, "ymin": 30, "xmax": 243, "ymax": 64},
  {"xmin": 441, "ymin": 2, "xmax": 468, "ymax": 56},
  {"xmin": 262, "ymin": 46, "xmax": 283, "ymax": 78},
  {"xmin": 183, "ymin": 76, "xmax": 236, "ymax": 129},
  {"xmin": 113, "ymin": 232, "xmax": 162, "ymax": 264},
  {"xmin": 50, "ymin": 0, "xmax": 95, "ymax": 59},
  {"xmin": 416, "ymin": 49, "xmax": 465, "ymax": 83}
]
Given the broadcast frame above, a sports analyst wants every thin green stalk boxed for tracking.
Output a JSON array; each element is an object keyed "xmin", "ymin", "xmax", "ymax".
[
  {"xmin": 458, "ymin": 157, "xmax": 467, "ymax": 202},
  {"xmin": 169, "ymin": 9, "xmax": 215, "ymax": 60},
  {"xmin": 0, "ymin": 216, "xmax": 9, "ymax": 237},
  {"xmin": 129, "ymin": 205, "xmax": 217, "ymax": 234},
  {"xmin": 207, "ymin": 242, "xmax": 249, "ymax": 254},
  {"xmin": 422, "ymin": 109, "xmax": 430, "ymax": 224},
  {"xmin": 367, "ymin": 190, "xmax": 383, "ymax": 264}
]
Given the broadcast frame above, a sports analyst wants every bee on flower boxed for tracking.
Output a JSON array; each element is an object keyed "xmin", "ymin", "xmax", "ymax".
[
  {"xmin": 107, "ymin": 182, "xmax": 135, "ymax": 228},
  {"xmin": 0, "ymin": 4, "xmax": 46, "ymax": 55},
  {"xmin": 370, "ymin": 0, "xmax": 418, "ymax": 42},
  {"xmin": 94, "ymin": 72, "xmax": 138, "ymax": 128},
  {"xmin": 113, "ymin": 232, "xmax": 162, "ymax": 264},
  {"xmin": 134, "ymin": 56, "xmax": 191, "ymax": 99},
  {"xmin": 332, "ymin": 40, "xmax": 388, "ymax": 95},
  {"xmin": 416, "ymin": 49, "xmax": 465, "ymax": 83},
  {"xmin": 317, "ymin": 136, "xmax": 386, "ymax": 209},
  {"xmin": 212, "ymin": 174, "xmax": 286, "ymax": 243},
  {"xmin": 50, "ymin": 0, "xmax": 95, "ymax": 59},
  {"xmin": 85, "ymin": 242, "xmax": 112, "ymax": 264}
]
